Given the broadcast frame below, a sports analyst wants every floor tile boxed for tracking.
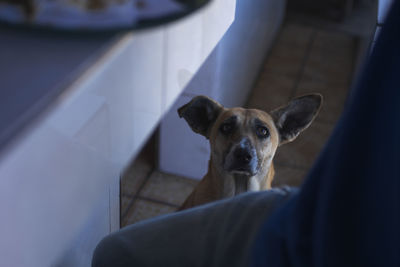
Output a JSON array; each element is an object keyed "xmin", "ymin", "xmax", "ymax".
[
  {"xmin": 121, "ymin": 199, "xmax": 177, "ymax": 226},
  {"xmin": 246, "ymin": 72, "xmax": 295, "ymax": 111},
  {"xmin": 263, "ymin": 23, "xmax": 314, "ymax": 78},
  {"xmin": 285, "ymin": 2, "xmax": 377, "ymax": 38},
  {"xmin": 277, "ymin": 23, "xmax": 315, "ymax": 47},
  {"xmin": 312, "ymin": 31, "xmax": 356, "ymax": 55},
  {"xmin": 296, "ymin": 77, "xmax": 350, "ymax": 123},
  {"xmin": 121, "ymin": 156, "xmax": 153, "ymax": 197},
  {"xmin": 263, "ymin": 43, "xmax": 306, "ymax": 78},
  {"xmin": 121, "ymin": 195, "xmax": 134, "ymax": 218},
  {"xmin": 139, "ymin": 171, "xmax": 198, "ymax": 206},
  {"xmin": 272, "ymin": 164, "xmax": 308, "ymax": 187},
  {"xmin": 303, "ymin": 55, "xmax": 353, "ymax": 85},
  {"xmin": 274, "ymin": 121, "xmax": 334, "ymax": 170},
  {"xmin": 303, "ymin": 31, "xmax": 356, "ymax": 84}
]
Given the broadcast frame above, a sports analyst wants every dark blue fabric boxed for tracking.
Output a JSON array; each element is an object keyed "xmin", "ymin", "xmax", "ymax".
[{"xmin": 252, "ymin": 1, "xmax": 400, "ymax": 266}]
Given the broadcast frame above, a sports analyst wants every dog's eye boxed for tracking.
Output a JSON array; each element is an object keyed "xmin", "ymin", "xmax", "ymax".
[
  {"xmin": 256, "ymin": 126, "xmax": 269, "ymax": 138},
  {"xmin": 220, "ymin": 123, "xmax": 234, "ymax": 134}
]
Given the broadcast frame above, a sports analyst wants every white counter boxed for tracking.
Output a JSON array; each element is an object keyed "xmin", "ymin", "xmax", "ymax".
[{"xmin": 0, "ymin": 1, "xmax": 235, "ymax": 266}]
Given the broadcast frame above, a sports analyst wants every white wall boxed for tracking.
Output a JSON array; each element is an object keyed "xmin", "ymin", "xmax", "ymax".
[{"xmin": 159, "ymin": 0, "xmax": 286, "ymax": 179}]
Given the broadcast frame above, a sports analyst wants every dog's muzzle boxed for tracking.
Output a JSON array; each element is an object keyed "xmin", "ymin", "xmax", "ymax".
[{"xmin": 223, "ymin": 138, "xmax": 258, "ymax": 176}]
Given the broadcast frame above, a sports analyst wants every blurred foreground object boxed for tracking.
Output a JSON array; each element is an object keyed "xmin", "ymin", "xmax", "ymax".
[{"xmin": 0, "ymin": 0, "xmax": 210, "ymax": 31}]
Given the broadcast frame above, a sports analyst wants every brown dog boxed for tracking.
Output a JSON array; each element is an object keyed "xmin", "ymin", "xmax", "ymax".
[{"xmin": 177, "ymin": 94, "xmax": 322, "ymax": 210}]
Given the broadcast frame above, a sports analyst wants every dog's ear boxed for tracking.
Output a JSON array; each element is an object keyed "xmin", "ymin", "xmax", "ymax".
[
  {"xmin": 271, "ymin": 94, "xmax": 322, "ymax": 145},
  {"xmin": 178, "ymin": 96, "xmax": 223, "ymax": 139}
]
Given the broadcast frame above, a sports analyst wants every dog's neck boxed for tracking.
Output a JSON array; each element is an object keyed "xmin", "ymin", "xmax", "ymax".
[
  {"xmin": 208, "ymin": 159, "xmax": 275, "ymax": 199},
  {"xmin": 233, "ymin": 174, "xmax": 249, "ymax": 195}
]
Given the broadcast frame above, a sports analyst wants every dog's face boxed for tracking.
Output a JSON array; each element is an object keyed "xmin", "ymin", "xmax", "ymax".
[
  {"xmin": 208, "ymin": 108, "xmax": 279, "ymax": 179},
  {"xmin": 178, "ymin": 94, "xmax": 322, "ymax": 193}
]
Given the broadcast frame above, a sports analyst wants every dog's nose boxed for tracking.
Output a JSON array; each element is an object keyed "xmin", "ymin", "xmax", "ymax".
[
  {"xmin": 224, "ymin": 138, "xmax": 258, "ymax": 175},
  {"xmin": 234, "ymin": 147, "xmax": 253, "ymax": 164}
]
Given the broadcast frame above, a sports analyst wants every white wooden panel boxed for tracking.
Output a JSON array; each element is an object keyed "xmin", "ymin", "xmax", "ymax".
[
  {"xmin": 163, "ymin": 12, "xmax": 203, "ymax": 111},
  {"xmin": 74, "ymin": 29, "xmax": 164, "ymax": 166},
  {"xmin": 0, "ymin": 125, "xmax": 118, "ymax": 267},
  {"xmin": 48, "ymin": 93, "xmax": 111, "ymax": 158},
  {"xmin": 129, "ymin": 30, "xmax": 164, "ymax": 155},
  {"xmin": 159, "ymin": 96, "xmax": 210, "ymax": 179},
  {"xmin": 0, "ymin": 27, "xmax": 165, "ymax": 266},
  {"xmin": 0, "ymin": 1, "xmax": 235, "ymax": 265},
  {"xmin": 53, "ymin": 194, "xmax": 110, "ymax": 267},
  {"xmin": 184, "ymin": 48, "xmax": 220, "ymax": 97},
  {"xmin": 82, "ymin": 34, "xmax": 137, "ymax": 165},
  {"xmin": 163, "ymin": 0, "xmax": 236, "ymax": 112},
  {"xmin": 215, "ymin": 0, "xmax": 285, "ymax": 108},
  {"xmin": 201, "ymin": 0, "xmax": 236, "ymax": 59}
]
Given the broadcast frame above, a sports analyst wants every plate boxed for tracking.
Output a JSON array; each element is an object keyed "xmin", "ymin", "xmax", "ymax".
[{"xmin": 0, "ymin": 0, "xmax": 210, "ymax": 32}]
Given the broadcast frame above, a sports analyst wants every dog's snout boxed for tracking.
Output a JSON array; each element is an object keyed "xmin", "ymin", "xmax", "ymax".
[
  {"xmin": 234, "ymin": 147, "xmax": 252, "ymax": 164},
  {"xmin": 224, "ymin": 138, "xmax": 258, "ymax": 175}
]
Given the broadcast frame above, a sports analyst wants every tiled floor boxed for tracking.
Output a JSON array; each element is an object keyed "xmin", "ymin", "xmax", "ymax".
[
  {"xmin": 120, "ymin": 133, "xmax": 198, "ymax": 226},
  {"xmin": 246, "ymin": 22, "xmax": 356, "ymax": 188},
  {"xmin": 120, "ymin": 17, "xmax": 361, "ymax": 227}
]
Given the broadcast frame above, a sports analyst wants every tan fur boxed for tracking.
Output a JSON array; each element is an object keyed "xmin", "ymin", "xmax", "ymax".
[
  {"xmin": 179, "ymin": 162, "xmax": 276, "ymax": 210},
  {"xmin": 178, "ymin": 94, "xmax": 322, "ymax": 211}
]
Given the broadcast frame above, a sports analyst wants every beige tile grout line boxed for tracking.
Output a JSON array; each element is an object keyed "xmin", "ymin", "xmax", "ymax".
[
  {"xmin": 285, "ymin": 29, "xmax": 346, "ymax": 125},
  {"xmin": 288, "ymin": 29, "xmax": 318, "ymax": 100},
  {"xmin": 121, "ymin": 170, "xmax": 182, "ymax": 226},
  {"xmin": 136, "ymin": 196, "xmax": 180, "ymax": 208},
  {"xmin": 120, "ymin": 169, "xmax": 156, "ymax": 226},
  {"xmin": 121, "ymin": 166, "xmax": 154, "ymax": 199}
]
